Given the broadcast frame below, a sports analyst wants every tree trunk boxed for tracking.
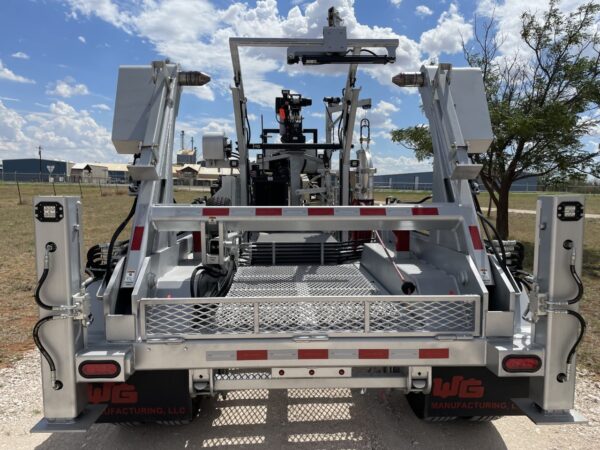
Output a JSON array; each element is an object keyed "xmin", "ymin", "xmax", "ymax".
[{"xmin": 495, "ymin": 183, "xmax": 511, "ymax": 239}]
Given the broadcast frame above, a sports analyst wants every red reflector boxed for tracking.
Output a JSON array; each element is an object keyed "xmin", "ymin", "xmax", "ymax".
[
  {"xmin": 502, "ymin": 355, "xmax": 542, "ymax": 373},
  {"xmin": 419, "ymin": 348, "xmax": 449, "ymax": 359},
  {"xmin": 192, "ymin": 231, "xmax": 202, "ymax": 252},
  {"xmin": 469, "ymin": 225, "xmax": 484, "ymax": 250},
  {"xmin": 237, "ymin": 350, "xmax": 268, "ymax": 361},
  {"xmin": 256, "ymin": 208, "xmax": 282, "ymax": 216},
  {"xmin": 308, "ymin": 208, "xmax": 334, "ymax": 216},
  {"xmin": 358, "ymin": 349, "xmax": 389, "ymax": 359},
  {"xmin": 130, "ymin": 226, "xmax": 144, "ymax": 251},
  {"xmin": 360, "ymin": 207, "xmax": 387, "ymax": 216},
  {"xmin": 298, "ymin": 349, "xmax": 329, "ymax": 359},
  {"xmin": 393, "ymin": 230, "xmax": 410, "ymax": 251},
  {"xmin": 412, "ymin": 207, "xmax": 439, "ymax": 216},
  {"xmin": 79, "ymin": 361, "xmax": 121, "ymax": 378},
  {"xmin": 202, "ymin": 208, "xmax": 229, "ymax": 216}
]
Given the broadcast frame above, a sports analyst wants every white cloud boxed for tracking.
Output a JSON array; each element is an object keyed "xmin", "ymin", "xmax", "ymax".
[
  {"xmin": 390, "ymin": 0, "xmax": 402, "ymax": 7},
  {"xmin": 419, "ymin": 4, "xmax": 473, "ymax": 58},
  {"xmin": 78, "ymin": 35, "xmax": 86, "ymax": 43},
  {"xmin": 46, "ymin": 77, "xmax": 90, "ymax": 98},
  {"xmin": 11, "ymin": 52, "xmax": 30, "ymax": 60},
  {"xmin": 415, "ymin": 5, "xmax": 433, "ymax": 17},
  {"xmin": 475, "ymin": 0, "xmax": 587, "ymax": 59},
  {"xmin": 0, "ymin": 99, "xmax": 119, "ymax": 162},
  {"xmin": 200, "ymin": 118, "xmax": 235, "ymax": 136},
  {"xmin": 0, "ymin": 96, "xmax": 20, "ymax": 102},
  {"xmin": 64, "ymin": 0, "xmax": 425, "ymax": 106},
  {"xmin": 0, "ymin": 60, "xmax": 35, "ymax": 84},
  {"xmin": 92, "ymin": 103, "xmax": 111, "ymax": 111}
]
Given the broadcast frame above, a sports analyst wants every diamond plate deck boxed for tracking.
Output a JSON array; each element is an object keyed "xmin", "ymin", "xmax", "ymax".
[{"xmin": 226, "ymin": 265, "xmax": 380, "ymax": 298}]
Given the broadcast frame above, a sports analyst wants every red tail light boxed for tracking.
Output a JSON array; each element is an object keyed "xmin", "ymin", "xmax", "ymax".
[
  {"xmin": 79, "ymin": 361, "xmax": 121, "ymax": 378},
  {"xmin": 502, "ymin": 355, "xmax": 542, "ymax": 373}
]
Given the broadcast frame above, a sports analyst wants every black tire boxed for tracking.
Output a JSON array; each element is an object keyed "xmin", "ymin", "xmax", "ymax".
[{"xmin": 206, "ymin": 196, "xmax": 231, "ymax": 206}]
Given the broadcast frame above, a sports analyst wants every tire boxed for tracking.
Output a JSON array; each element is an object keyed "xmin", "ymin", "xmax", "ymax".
[{"xmin": 206, "ymin": 196, "xmax": 231, "ymax": 206}]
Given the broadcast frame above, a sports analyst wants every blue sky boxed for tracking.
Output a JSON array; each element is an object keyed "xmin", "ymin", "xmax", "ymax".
[{"xmin": 0, "ymin": 0, "xmax": 594, "ymax": 174}]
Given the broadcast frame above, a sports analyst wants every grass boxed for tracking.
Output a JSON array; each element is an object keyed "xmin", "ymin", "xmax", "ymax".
[
  {"xmin": 374, "ymin": 189, "xmax": 600, "ymax": 214},
  {"xmin": 0, "ymin": 183, "xmax": 200, "ymax": 366},
  {"xmin": 0, "ymin": 183, "xmax": 598, "ymax": 375}
]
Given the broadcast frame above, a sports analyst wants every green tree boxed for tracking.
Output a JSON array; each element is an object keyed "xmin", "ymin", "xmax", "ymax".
[{"xmin": 391, "ymin": 1, "xmax": 600, "ymax": 238}]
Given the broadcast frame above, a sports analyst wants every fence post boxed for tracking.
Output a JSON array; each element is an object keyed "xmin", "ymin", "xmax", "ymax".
[
  {"xmin": 52, "ymin": 181, "xmax": 56, "ymax": 196},
  {"xmin": 98, "ymin": 180, "xmax": 103, "ymax": 196},
  {"xmin": 16, "ymin": 180, "xmax": 22, "ymax": 205},
  {"xmin": 78, "ymin": 181, "xmax": 83, "ymax": 198}
]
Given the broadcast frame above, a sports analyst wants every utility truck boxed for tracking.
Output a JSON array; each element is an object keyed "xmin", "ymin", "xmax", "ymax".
[{"xmin": 32, "ymin": 8, "xmax": 586, "ymax": 431}]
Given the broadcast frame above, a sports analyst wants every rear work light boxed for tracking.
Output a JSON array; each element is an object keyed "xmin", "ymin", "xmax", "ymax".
[
  {"xmin": 502, "ymin": 355, "xmax": 542, "ymax": 373},
  {"xmin": 78, "ymin": 360, "xmax": 121, "ymax": 379}
]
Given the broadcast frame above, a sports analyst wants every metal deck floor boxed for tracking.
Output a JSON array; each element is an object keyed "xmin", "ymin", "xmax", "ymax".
[{"xmin": 226, "ymin": 264, "xmax": 382, "ymax": 298}]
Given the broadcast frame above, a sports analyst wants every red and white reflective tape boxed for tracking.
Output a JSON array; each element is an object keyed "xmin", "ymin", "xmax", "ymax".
[
  {"xmin": 199, "ymin": 206, "xmax": 442, "ymax": 218},
  {"xmin": 206, "ymin": 348, "xmax": 449, "ymax": 362}
]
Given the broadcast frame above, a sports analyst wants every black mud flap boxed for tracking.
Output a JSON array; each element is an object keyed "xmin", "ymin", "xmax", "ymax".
[
  {"xmin": 407, "ymin": 367, "xmax": 529, "ymax": 418},
  {"xmin": 87, "ymin": 370, "xmax": 193, "ymax": 423}
]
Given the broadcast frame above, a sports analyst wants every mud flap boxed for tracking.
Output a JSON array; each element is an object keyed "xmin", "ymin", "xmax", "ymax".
[
  {"xmin": 87, "ymin": 370, "xmax": 193, "ymax": 423},
  {"xmin": 407, "ymin": 367, "xmax": 529, "ymax": 418}
]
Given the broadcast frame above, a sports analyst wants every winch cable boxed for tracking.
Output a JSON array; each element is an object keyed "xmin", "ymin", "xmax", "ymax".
[
  {"xmin": 373, "ymin": 230, "xmax": 416, "ymax": 295},
  {"xmin": 32, "ymin": 241, "xmax": 63, "ymax": 390}
]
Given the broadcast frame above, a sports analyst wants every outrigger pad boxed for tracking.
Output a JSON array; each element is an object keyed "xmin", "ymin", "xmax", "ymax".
[
  {"xmin": 407, "ymin": 367, "xmax": 529, "ymax": 418},
  {"xmin": 87, "ymin": 370, "xmax": 193, "ymax": 424}
]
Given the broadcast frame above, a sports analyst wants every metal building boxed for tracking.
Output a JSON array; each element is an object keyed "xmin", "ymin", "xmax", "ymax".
[{"xmin": 2, "ymin": 158, "xmax": 72, "ymax": 182}]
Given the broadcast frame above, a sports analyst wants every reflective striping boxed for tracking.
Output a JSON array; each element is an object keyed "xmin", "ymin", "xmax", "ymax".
[
  {"xmin": 390, "ymin": 349, "xmax": 419, "ymax": 359},
  {"xmin": 329, "ymin": 349, "xmax": 359, "ymax": 359},
  {"xmin": 282, "ymin": 208, "xmax": 307, "ymax": 217},
  {"xmin": 204, "ymin": 348, "xmax": 448, "ymax": 361},
  {"xmin": 412, "ymin": 207, "xmax": 439, "ymax": 216},
  {"xmin": 130, "ymin": 226, "xmax": 144, "ymax": 251},
  {"xmin": 207, "ymin": 351, "xmax": 236, "ymax": 361},
  {"xmin": 419, "ymin": 348, "xmax": 449, "ymax": 359},
  {"xmin": 386, "ymin": 207, "xmax": 412, "ymax": 217},
  {"xmin": 308, "ymin": 207, "xmax": 335, "ymax": 216},
  {"xmin": 256, "ymin": 207, "xmax": 282, "ymax": 216},
  {"xmin": 268, "ymin": 349, "xmax": 297, "ymax": 360},
  {"xmin": 334, "ymin": 208, "xmax": 360, "ymax": 217},
  {"xmin": 358, "ymin": 349, "xmax": 389, "ymax": 359},
  {"xmin": 360, "ymin": 207, "xmax": 387, "ymax": 216},
  {"xmin": 393, "ymin": 230, "xmax": 410, "ymax": 251},
  {"xmin": 230, "ymin": 208, "xmax": 255, "ymax": 217},
  {"xmin": 237, "ymin": 350, "xmax": 268, "ymax": 360},
  {"xmin": 203, "ymin": 208, "xmax": 230, "ymax": 216},
  {"xmin": 298, "ymin": 349, "xmax": 329, "ymax": 359},
  {"xmin": 469, "ymin": 225, "xmax": 484, "ymax": 250},
  {"xmin": 192, "ymin": 231, "xmax": 202, "ymax": 252}
]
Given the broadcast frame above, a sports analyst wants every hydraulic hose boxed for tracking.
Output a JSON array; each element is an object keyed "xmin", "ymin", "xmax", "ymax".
[
  {"xmin": 32, "ymin": 241, "xmax": 62, "ymax": 390},
  {"xmin": 103, "ymin": 195, "xmax": 138, "ymax": 286},
  {"xmin": 567, "ymin": 254, "xmax": 584, "ymax": 305},
  {"xmin": 33, "ymin": 316, "xmax": 62, "ymax": 390},
  {"xmin": 566, "ymin": 309, "xmax": 586, "ymax": 367}
]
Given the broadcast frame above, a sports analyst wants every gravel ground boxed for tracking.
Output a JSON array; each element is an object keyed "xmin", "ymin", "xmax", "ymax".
[{"xmin": 1, "ymin": 351, "xmax": 599, "ymax": 450}]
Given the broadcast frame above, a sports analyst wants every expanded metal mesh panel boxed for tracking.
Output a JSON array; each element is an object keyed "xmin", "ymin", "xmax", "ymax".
[
  {"xmin": 369, "ymin": 301, "xmax": 475, "ymax": 332},
  {"xmin": 143, "ymin": 298, "xmax": 477, "ymax": 337},
  {"xmin": 145, "ymin": 302, "xmax": 254, "ymax": 336},
  {"xmin": 259, "ymin": 301, "xmax": 365, "ymax": 333},
  {"xmin": 142, "ymin": 264, "xmax": 478, "ymax": 338},
  {"xmin": 227, "ymin": 265, "xmax": 379, "ymax": 298}
]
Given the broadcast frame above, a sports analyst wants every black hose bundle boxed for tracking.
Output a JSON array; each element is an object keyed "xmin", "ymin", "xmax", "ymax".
[{"xmin": 103, "ymin": 195, "xmax": 138, "ymax": 286}]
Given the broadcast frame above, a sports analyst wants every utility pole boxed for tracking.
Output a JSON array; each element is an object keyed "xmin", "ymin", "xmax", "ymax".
[
  {"xmin": 38, "ymin": 145, "xmax": 42, "ymax": 181},
  {"xmin": 180, "ymin": 130, "xmax": 185, "ymax": 150}
]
